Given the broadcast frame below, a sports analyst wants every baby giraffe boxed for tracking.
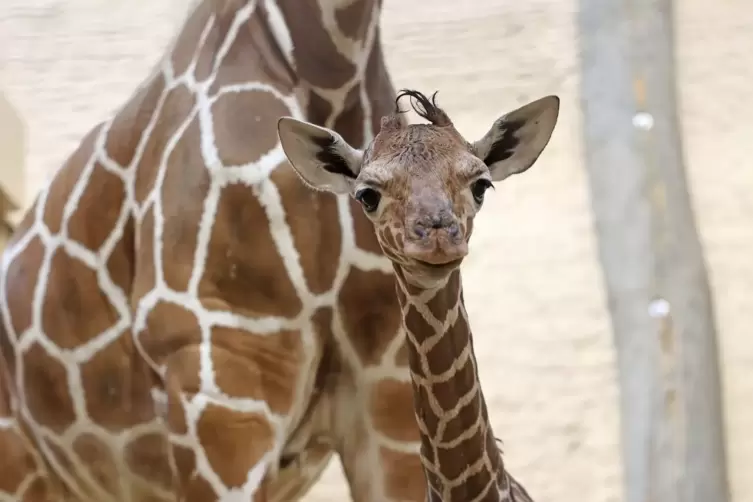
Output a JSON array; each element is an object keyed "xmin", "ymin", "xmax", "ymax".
[{"xmin": 278, "ymin": 89, "xmax": 559, "ymax": 502}]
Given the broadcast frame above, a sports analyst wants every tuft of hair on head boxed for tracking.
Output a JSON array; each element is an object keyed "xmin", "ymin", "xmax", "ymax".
[{"xmin": 394, "ymin": 89, "xmax": 452, "ymax": 127}]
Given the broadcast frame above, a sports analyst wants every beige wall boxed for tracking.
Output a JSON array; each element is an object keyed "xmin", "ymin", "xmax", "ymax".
[
  {"xmin": 0, "ymin": 90, "xmax": 25, "ymax": 247},
  {"xmin": 0, "ymin": 1, "xmax": 751, "ymax": 501}
]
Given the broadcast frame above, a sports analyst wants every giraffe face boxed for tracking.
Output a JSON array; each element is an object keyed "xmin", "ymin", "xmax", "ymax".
[
  {"xmin": 349, "ymin": 123, "xmax": 487, "ymax": 279},
  {"xmin": 278, "ymin": 89, "xmax": 560, "ymax": 285}
]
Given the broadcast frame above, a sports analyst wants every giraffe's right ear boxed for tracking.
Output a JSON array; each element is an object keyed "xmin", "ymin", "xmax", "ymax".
[{"xmin": 277, "ymin": 117, "xmax": 364, "ymax": 194}]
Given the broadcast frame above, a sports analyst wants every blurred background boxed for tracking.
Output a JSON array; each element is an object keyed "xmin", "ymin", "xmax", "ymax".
[{"xmin": 0, "ymin": 1, "xmax": 751, "ymax": 501}]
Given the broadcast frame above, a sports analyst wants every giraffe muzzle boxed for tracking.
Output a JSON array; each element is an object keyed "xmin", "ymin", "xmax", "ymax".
[{"xmin": 403, "ymin": 221, "xmax": 468, "ymax": 266}]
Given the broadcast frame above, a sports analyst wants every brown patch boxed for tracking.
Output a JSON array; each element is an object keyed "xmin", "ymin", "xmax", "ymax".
[
  {"xmin": 67, "ymin": 163, "xmax": 127, "ymax": 251},
  {"xmin": 42, "ymin": 124, "xmax": 103, "ymax": 234},
  {"xmin": 448, "ymin": 463, "xmax": 494, "ymax": 501},
  {"xmin": 413, "ymin": 383, "xmax": 440, "ymax": 439},
  {"xmin": 425, "ymin": 277, "xmax": 460, "ymax": 325},
  {"xmin": 41, "ymin": 247, "xmax": 118, "ymax": 349},
  {"xmin": 199, "ymin": 183, "xmax": 302, "ymax": 318},
  {"xmin": 132, "ymin": 207, "xmax": 156, "ymax": 302},
  {"xmin": 106, "ymin": 73, "xmax": 168, "ymax": 167},
  {"xmin": 369, "ymin": 378, "xmax": 420, "ymax": 442},
  {"xmin": 160, "ymin": 117, "xmax": 209, "ymax": 292},
  {"xmin": 4, "ymin": 236, "xmax": 44, "ymax": 338},
  {"xmin": 338, "ymin": 268, "xmax": 401, "ymax": 367},
  {"xmin": 434, "ymin": 434, "xmax": 480, "ymax": 485},
  {"xmin": 125, "ymin": 433, "xmax": 174, "ymax": 489},
  {"xmin": 272, "ymin": 167, "xmax": 340, "ymax": 295},
  {"xmin": 72, "ymin": 433, "xmax": 120, "ymax": 496},
  {"xmin": 438, "ymin": 394, "xmax": 482, "ymax": 446},
  {"xmin": 404, "ymin": 334, "xmax": 425, "ymax": 380},
  {"xmin": 332, "ymin": 85, "xmax": 365, "ymax": 148},
  {"xmin": 21, "ymin": 476, "xmax": 50, "ymax": 501},
  {"xmin": 106, "ymin": 214, "xmax": 135, "ymax": 297},
  {"xmin": 431, "ymin": 348, "xmax": 475, "ymax": 413},
  {"xmin": 277, "ymin": 0, "xmax": 356, "ymax": 89},
  {"xmin": 335, "ymin": 0, "xmax": 371, "ymax": 40},
  {"xmin": 311, "ymin": 306, "xmax": 337, "ymax": 390},
  {"xmin": 79, "ymin": 335, "xmax": 156, "ymax": 431},
  {"xmin": 173, "ymin": 444, "xmax": 197, "ymax": 481},
  {"xmin": 141, "ymin": 301, "xmax": 202, "ymax": 366},
  {"xmin": 351, "ymin": 200, "xmax": 383, "ymax": 255},
  {"xmin": 212, "ymin": 326, "xmax": 302, "ymax": 415},
  {"xmin": 404, "ymin": 304, "xmax": 432, "ymax": 344},
  {"xmin": 306, "ymin": 91, "xmax": 333, "ymax": 127},
  {"xmin": 22, "ymin": 343, "xmax": 76, "ymax": 433},
  {"xmin": 379, "ymin": 447, "xmax": 426, "ymax": 502},
  {"xmin": 184, "ymin": 473, "xmax": 218, "ymax": 502},
  {"xmin": 133, "ymin": 85, "xmax": 196, "ymax": 205},
  {"xmin": 205, "ymin": 9, "xmax": 294, "ymax": 95},
  {"xmin": 213, "ymin": 90, "xmax": 289, "ymax": 166},
  {"xmin": 170, "ymin": 1, "xmax": 213, "ymax": 76},
  {"xmin": 196, "ymin": 404, "xmax": 274, "ymax": 488},
  {"xmin": 424, "ymin": 318, "xmax": 465, "ymax": 378},
  {"xmin": 0, "ymin": 427, "xmax": 38, "ymax": 492}
]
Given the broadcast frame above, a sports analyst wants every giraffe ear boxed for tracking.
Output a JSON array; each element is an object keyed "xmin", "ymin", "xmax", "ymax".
[
  {"xmin": 471, "ymin": 95, "xmax": 560, "ymax": 182},
  {"xmin": 277, "ymin": 117, "xmax": 364, "ymax": 194}
]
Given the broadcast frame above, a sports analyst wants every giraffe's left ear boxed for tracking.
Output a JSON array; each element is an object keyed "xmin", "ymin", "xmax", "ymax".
[
  {"xmin": 471, "ymin": 95, "xmax": 560, "ymax": 182},
  {"xmin": 278, "ymin": 117, "xmax": 364, "ymax": 194}
]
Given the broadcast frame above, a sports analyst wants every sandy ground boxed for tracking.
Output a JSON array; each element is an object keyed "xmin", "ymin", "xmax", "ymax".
[{"xmin": 1, "ymin": 1, "xmax": 751, "ymax": 501}]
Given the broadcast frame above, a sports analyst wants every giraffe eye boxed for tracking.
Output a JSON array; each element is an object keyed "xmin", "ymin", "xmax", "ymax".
[
  {"xmin": 354, "ymin": 187, "xmax": 382, "ymax": 213},
  {"xmin": 471, "ymin": 178, "xmax": 494, "ymax": 204}
]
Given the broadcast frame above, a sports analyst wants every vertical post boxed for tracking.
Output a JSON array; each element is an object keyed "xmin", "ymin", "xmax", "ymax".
[{"xmin": 577, "ymin": 1, "xmax": 730, "ymax": 502}]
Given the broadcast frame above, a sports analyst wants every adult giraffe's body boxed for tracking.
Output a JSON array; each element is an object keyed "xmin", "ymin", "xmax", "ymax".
[{"xmin": 0, "ymin": 0, "xmax": 427, "ymax": 500}]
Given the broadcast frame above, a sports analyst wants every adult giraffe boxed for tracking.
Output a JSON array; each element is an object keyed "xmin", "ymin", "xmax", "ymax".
[
  {"xmin": 278, "ymin": 90, "xmax": 560, "ymax": 501},
  {"xmin": 0, "ymin": 0, "xmax": 430, "ymax": 500}
]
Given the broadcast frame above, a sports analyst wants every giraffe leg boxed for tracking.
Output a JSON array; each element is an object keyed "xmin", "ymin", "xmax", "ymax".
[
  {"xmin": 265, "ymin": 439, "xmax": 334, "ymax": 502},
  {"xmin": 332, "ymin": 378, "xmax": 427, "ymax": 502}
]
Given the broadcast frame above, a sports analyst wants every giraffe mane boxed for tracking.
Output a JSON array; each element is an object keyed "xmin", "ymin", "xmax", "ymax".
[{"xmin": 394, "ymin": 89, "xmax": 452, "ymax": 127}]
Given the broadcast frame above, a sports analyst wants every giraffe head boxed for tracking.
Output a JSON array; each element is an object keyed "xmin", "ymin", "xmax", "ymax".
[{"xmin": 278, "ymin": 89, "xmax": 559, "ymax": 287}]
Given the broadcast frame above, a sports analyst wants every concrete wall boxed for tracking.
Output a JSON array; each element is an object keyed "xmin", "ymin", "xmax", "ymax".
[{"xmin": 1, "ymin": 1, "xmax": 751, "ymax": 501}]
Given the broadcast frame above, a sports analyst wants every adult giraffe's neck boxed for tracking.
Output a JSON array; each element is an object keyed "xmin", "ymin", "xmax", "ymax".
[
  {"xmin": 395, "ymin": 269, "xmax": 512, "ymax": 502},
  {"xmin": 270, "ymin": 0, "xmax": 401, "ymax": 147}
]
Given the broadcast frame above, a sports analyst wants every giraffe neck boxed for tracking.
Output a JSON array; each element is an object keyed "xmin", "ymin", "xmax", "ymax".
[
  {"xmin": 395, "ymin": 269, "xmax": 512, "ymax": 502},
  {"xmin": 265, "ymin": 0, "xmax": 394, "ymax": 146}
]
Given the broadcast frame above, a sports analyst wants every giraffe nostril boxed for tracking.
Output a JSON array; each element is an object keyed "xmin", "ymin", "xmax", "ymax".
[
  {"xmin": 413, "ymin": 224, "xmax": 427, "ymax": 239},
  {"xmin": 448, "ymin": 223, "xmax": 460, "ymax": 238}
]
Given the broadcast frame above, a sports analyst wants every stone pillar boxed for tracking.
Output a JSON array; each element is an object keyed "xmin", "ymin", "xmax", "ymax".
[{"xmin": 0, "ymin": 91, "xmax": 25, "ymax": 250}]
